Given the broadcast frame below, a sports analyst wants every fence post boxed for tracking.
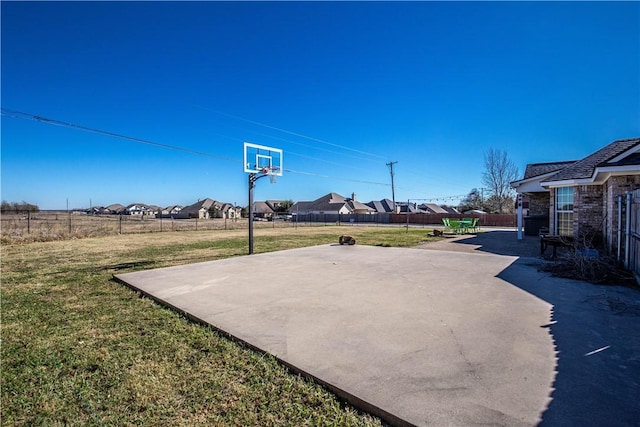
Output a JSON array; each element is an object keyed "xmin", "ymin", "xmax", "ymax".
[
  {"xmin": 625, "ymin": 192, "xmax": 632, "ymax": 269},
  {"xmin": 617, "ymin": 195, "xmax": 623, "ymax": 263},
  {"xmin": 406, "ymin": 199, "xmax": 410, "ymax": 232}
]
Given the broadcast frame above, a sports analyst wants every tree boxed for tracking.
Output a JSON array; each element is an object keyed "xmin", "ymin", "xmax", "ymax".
[
  {"xmin": 481, "ymin": 148, "xmax": 519, "ymax": 214},
  {"xmin": 1, "ymin": 200, "xmax": 39, "ymax": 213},
  {"xmin": 273, "ymin": 200, "xmax": 294, "ymax": 213},
  {"xmin": 458, "ymin": 188, "xmax": 484, "ymax": 213}
]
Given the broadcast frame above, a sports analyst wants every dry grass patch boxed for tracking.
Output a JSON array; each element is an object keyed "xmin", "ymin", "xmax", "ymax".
[{"xmin": 2, "ymin": 226, "xmax": 439, "ymax": 425}]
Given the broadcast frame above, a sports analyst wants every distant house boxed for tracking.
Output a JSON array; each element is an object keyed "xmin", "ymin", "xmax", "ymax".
[
  {"xmin": 367, "ymin": 199, "xmax": 397, "ymax": 213},
  {"xmin": 86, "ymin": 206, "xmax": 105, "ymax": 215},
  {"xmin": 147, "ymin": 205, "xmax": 161, "ymax": 217},
  {"xmin": 265, "ymin": 200, "xmax": 288, "ymax": 211},
  {"xmin": 396, "ymin": 202, "xmax": 422, "ymax": 213},
  {"xmin": 252, "ymin": 201, "xmax": 275, "ymax": 219},
  {"xmin": 162, "ymin": 205, "xmax": 183, "ymax": 217},
  {"xmin": 511, "ymin": 137, "xmax": 640, "ymax": 252},
  {"xmin": 176, "ymin": 198, "xmax": 215, "ymax": 219},
  {"xmin": 440, "ymin": 205, "xmax": 460, "ymax": 215},
  {"xmin": 289, "ymin": 193, "xmax": 374, "ymax": 215},
  {"xmin": 219, "ymin": 203, "xmax": 240, "ymax": 220},
  {"xmin": 104, "ymin": 203, "xmax": 125, "ymax": 215},
  {"xmin": 125, "ymin": 203, "xmax": 152, "ymax": 216},
  {"xmin": 418, "ymin": 203, "xmax": 449, "ymax": 214}
]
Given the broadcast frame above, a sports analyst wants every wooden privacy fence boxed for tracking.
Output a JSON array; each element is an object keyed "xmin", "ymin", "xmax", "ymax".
[
  {"xmin": 625, "ymin": 189, "xmax": 640, "ymax": 277},
  {"xmin": 293, "ymin": 213, "xmax": 390, "ymax": 224},
  {"xmin": 292, "ymin": 213, "xmax": 516, "ymax": 227},
  {"xmin": 389, "ymin": 213, "xmax": 517, "ymax": 227}
]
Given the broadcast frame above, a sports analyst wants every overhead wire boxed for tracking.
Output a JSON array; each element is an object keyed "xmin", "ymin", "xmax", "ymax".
[
  {"xmin": 0, "ymin": 108, "xmax": 392, "ymax": 188},
  {"xmin": 196, "ymin": 106, "xmax": 387, "ymax": 160},
  {"xmin": 1, "ymin": 108, "xmax": 241, "ymax": 164},
  {"xmin": 207, "ymin": 111, "xmax": 476, "ymax": 201},
  {"xmin": 2, "ymin": 107, "xmax": 473, "ymax": 201},
  {"xmin": 198, "ymin": 108, "xmax": 443, "ymax": 192}
]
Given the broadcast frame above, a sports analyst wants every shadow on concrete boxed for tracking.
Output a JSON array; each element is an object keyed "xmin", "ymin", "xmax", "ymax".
[
  {"xmin": 497, "ymin": 258, "xmax": 640, "ymax": 426},
  {"xmin": 450, "ymin": 231, "xmax": 542, "ymax": 258},
  {"xmin": 429, "ymin": 229, "xmax": 575, "ymax": 260}
]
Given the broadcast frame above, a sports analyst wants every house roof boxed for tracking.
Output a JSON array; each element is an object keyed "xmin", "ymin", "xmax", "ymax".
[
  {"xmin": 181, "ymin": 198, "xmax": 215, "ymax": 214},
  {"xmin": 288, "ymin": 201, "xmax": 314, "ymax": 213},
  {"xmin": 607, "ymin": 152, "xmax": 640, "ymax": 167},
  {"xmin": 366, "ymin": 199, "xmax": 396, "ymax": 213},
  {"xmin": 397, "ymin": 202, "xmax": 421, "ymax": 213},
  {"xmin": 105, "ymin": 203, "xmax": 125, "ymax": 212},
  {"xmin": 126, "ymin": 203, "xmax": 148, "ymax": 209},
  {"xmin": 523, "ymin": 161, "xmax": 577, "ymax": 180},
  {"xmin": 288, "ymin": 193, "xmax": 373, "ymax": 213},
  {"xmin": 302, "ymin": 193, "xmax": 348, "ymax": 212},
  {"xmin": 253, "ymin": 201, "xmax": 274, "ymax": 214},
  {"xmin": 346, "ymin": 200, "xmax": 375, "ymax": 212},
  {"xmin": 440, "ymin": 205, "xmax": 460, "ymax": 214},
  {"xmin": 543, "ymin": 138, "xmax": 640, "ymax": 183},
  {"xmin": 419, "ymin": 203, "xmax": 448, "ymax": 214}
]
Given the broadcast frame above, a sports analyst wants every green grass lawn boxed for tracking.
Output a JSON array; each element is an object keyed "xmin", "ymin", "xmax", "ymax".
[{"xmin": 1, "ymin": 226, "xmax": 437, "ymax": 425}]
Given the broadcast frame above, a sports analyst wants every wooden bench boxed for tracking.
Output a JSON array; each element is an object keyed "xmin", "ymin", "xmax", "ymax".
[{"xmin": 540, "ymin": 234, "xmax": 574, "ymax": 258}]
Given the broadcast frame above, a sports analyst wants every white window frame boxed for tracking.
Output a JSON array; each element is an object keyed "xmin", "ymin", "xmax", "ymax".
[{"xmin": 555, "ymin": 187, "xmax": 574, "ymax": 236}]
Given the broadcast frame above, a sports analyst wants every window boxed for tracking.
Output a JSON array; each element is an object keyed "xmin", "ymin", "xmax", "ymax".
[{"xmin": 556, "ymin": 187, "xmax": 574, "ymax": 236}]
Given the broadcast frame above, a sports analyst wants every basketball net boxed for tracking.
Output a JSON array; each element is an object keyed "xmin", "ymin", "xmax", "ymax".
[{"xmin": 261, "ymin": 167, "xmax": 277, "ymax": 184}]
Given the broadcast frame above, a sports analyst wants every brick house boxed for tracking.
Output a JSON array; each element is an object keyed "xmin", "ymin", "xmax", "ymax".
[
  {"xmin": 176, "ymin": 198, "xmax": 216, "ymax": 219},
  {"xmin": 289, "ymin": 193, "xmax": 375, "ymax": 216},
  {"xmin": 511, "ymin": 137, "xmax": 640, "ymax": 252}
]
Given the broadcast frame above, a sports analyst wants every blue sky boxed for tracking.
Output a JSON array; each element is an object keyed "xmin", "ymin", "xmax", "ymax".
[{"xmin": 2, "ymin": 1, "xmax": 639, "ymax": 210}]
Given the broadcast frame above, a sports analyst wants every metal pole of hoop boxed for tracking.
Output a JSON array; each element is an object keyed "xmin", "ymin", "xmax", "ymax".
[
  {"xmin": 248, "ymin": 173, "xmax": 256, "ymax": 255},
  {"xmin": 248, "ymin": 168, "xmax": 275, "ymax": 255}
]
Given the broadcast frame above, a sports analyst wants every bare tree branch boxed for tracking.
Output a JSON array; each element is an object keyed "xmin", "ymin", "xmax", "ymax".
[{"xmin": 482, "ymin": 148, "xmax": 519, "ymax": 213}]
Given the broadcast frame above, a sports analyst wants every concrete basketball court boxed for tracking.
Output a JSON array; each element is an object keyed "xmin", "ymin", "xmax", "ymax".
[{"xmin": 114, "ymin": 234, "xmax": 640, "ymax": 426}]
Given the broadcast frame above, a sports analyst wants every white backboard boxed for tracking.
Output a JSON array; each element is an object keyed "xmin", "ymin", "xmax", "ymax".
[{"xmin": 243, "ymin": 142, "xmax": 283, "ymax": 175}]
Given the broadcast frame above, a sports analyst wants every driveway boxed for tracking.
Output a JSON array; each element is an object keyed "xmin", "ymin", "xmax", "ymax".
[{"xmin": 115, "ymin": 230, "xmax": 640, "ymax": 426}]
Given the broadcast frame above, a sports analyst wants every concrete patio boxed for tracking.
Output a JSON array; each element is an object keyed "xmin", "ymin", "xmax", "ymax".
[{"xmin": 114, "ymin": 231, "xmax": 640, "ymax": 426}]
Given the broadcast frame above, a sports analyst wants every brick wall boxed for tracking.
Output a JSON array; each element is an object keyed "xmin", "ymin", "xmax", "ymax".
[
  {"xmin": 574, "ymin": 185, "xmax": 604, "ymax": 246},
  {"xmin": 549, "ymin": 190, "xmax": 556, "ymax": 234},
  {"xmin": 527, "ymin": 193, "xmax": 550, "ymax": 216}
]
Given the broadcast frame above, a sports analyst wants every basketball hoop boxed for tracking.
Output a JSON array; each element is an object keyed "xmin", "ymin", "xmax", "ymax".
[
  {"xmin": 260, "ymin": 167, "xmax": 277, "ymax": 184},
  {"xmin": 245, "ymin": 142, "xmax": 283, "ymax": 255}
]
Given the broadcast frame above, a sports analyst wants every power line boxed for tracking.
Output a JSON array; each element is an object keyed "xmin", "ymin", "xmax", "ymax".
[
  {"xmin": 1, "ymin": 108, "xmax": 241, "ymax": 164},
  {"xmin": 195, "ymin": 107, "xmax": 480, "ymax": 196},
  {"xmin": 2, "ymin": 108, "xmax": 477, "ymax": 201},
  {"xmin": 198, "ymin": 106, "xmax": 387, "ymax": 160},
  {"xmin": 243, "ymin": 129, "xmax": 386, "ymax": 164},
  {"xmin": 0, "ymin": 108, "xmax": 392, "ymax": 187}
]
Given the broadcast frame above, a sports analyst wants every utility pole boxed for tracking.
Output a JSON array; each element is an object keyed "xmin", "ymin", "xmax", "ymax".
[{"xmin": 386, "ymin": 161, "xmax": 398, "ymax": 207}]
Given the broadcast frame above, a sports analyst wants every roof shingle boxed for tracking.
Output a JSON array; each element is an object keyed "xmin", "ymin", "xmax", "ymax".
[{"xmin": 543, "ymin": 138, "xmax": 640, "ymax": 182}]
